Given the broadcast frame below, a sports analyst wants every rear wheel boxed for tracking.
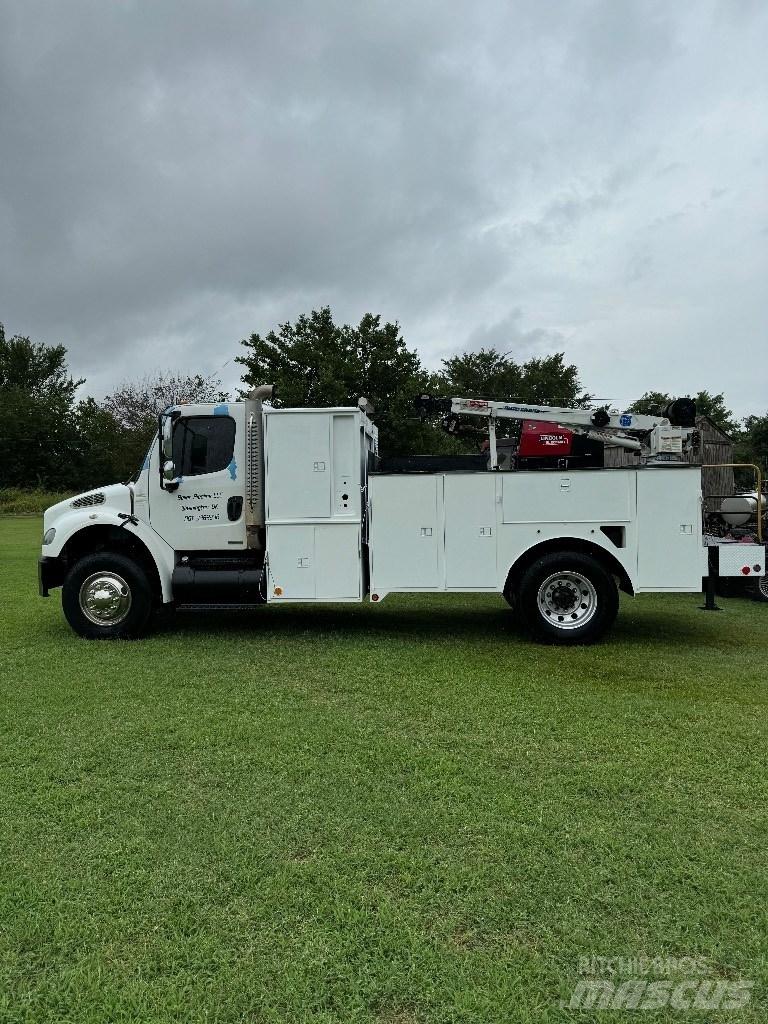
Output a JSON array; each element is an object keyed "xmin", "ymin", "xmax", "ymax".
[
  {"xmin": 62, "ymin": 551, "xmax": 154, "ymax": 639},
  {"xmin": 752, "ymin": 575, "xmax": 768, "ymax": 603},
  {"xmin": 515, "ymin": 550, "xmax": 619, "ymax": 644}
]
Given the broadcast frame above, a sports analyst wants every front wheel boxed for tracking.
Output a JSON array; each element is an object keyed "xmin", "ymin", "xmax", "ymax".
[
  {"xmin": 62, "ymin": 551, "xmax": 154, "ymax": 639},
  {"xmin": 514, "ymin": 551, "xmax": 619, "ymax": 644}
]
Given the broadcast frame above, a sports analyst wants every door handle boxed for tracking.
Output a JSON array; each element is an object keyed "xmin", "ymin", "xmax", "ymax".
[{"xmin": 227, "ymin": 496, "xmax": 243, "ymax": 521}]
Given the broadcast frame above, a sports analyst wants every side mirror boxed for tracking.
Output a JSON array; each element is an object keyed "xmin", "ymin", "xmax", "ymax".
[
  {"xmin": 161, "ymin": 415, "xmax": 174, "ymax": 460},
  {"xmin": 158, "ymin": 410, "xmax": 180, "ymax": 491},
  {"xmin": 161, "ymin": 459, "xmax": 180, "ymax": 492}
]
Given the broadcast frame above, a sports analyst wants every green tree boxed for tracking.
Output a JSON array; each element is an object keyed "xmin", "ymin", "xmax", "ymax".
[
  {"xmin": 69, "ymin": 398, "xmax": 127, "ymax": 488},
  {"xmin": 237, "ymin": 307, "xmax": 443, "ymax": 454},
  {"xmin": 238, "ymin": 308, "xmax": 350, "ymax": 408},
  {"xmin": 354, "ymin": 313, "xmax": 438, "ymax": 454},
  {"xmin": 629, "ymin": 390, "xmax": 740, "ymax": 436},
  {"xmin": 0, "ymin": 323, "xmax": 85, "ymax": 488},
  {"xmin": 735, "ymin": 413, "xmax": 768, "ymax": 472},
  {"xmin": 438, "ymin": 349, "xmax": 586, "ymax": 407}
]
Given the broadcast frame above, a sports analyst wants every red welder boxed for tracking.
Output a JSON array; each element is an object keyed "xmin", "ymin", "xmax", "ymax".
[{"xmin": 514, "ymin": 419, "xmax": 605, "ymax": 470}]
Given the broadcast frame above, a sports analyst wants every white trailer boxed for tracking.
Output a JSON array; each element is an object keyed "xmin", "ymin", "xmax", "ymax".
[{"xmin": 39, "ymin": 388, "xmax": 766, "ymax": 643}]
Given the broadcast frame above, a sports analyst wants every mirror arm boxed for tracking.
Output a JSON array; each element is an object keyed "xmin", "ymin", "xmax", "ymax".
[{"xmin": 157, "ymin": 413, "xmax": 165, "ymax": 491}]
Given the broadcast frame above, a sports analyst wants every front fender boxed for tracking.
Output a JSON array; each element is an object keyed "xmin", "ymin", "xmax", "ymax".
[{"xmin": 43, "ymin": 509, "xmax": 175, "ymax": 602}]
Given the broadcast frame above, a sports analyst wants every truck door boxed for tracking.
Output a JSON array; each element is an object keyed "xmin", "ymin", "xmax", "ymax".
[{"xmin": 148, "ymin": 403, "xmax": 248, "ymax": 551}]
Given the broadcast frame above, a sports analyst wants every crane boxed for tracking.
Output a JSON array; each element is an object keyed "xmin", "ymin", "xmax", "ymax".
[{"xmin": 414, "ymin": 394, "xmax": 699, "ymax": 470}]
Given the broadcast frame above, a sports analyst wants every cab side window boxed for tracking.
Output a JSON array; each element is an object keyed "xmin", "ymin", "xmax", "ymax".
[{"xmin": 172, "ymin": 416, "xmax": 235, "ymax": 477}]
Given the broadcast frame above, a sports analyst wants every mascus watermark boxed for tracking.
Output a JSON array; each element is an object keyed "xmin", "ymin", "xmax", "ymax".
[{"xmin": 563, "ymin": 956, "xmax": 753, "ymax": 1011}]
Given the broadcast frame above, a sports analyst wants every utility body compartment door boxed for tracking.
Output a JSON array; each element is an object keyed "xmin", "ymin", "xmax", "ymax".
[
  {"xmin": 636, "ymin": 468, "xmax": 702, "ymax": 590},
  {"xmin": 264, "ymin": 410, "xmax": 362, "ymax": 522},
  {"xmin": 267, "ymin": 525, "xmax": 315, "ymax": 599},
  {"xmin": 502, "ymin": 470, "xmax": 632, "ymax": 523},
  {"xmin": 444, "ymin": 474, "xmax": 497, "ymax": 588},
  {"xmin": 265, "ymin": 413, "xmax": 331, "ymax": 520},
  {"xmin": 369, "ymin": 476, "xmax": 442, "ymax": 591},
  {"xmin": 267, "ymin": 524, "xmax": 361, "ymax": 601}
]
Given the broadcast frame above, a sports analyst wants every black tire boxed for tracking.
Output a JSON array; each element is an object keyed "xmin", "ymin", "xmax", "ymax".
[
  {"xmin": 514, "ymin": 550, "xmax": 619, "ymax": 645},
  {"xmin": 62, "ymin": 551, "xmax": 154, "ymax": 639}
]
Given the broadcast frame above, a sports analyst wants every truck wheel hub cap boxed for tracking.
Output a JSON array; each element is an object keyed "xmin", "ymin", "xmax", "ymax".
[
  {"xmin": 80, "ymin": 572, "xmax": 132, "ymax": 625},
  {"xmin": 537, "ymin": 571, "xmax": 597, "ymax": 629}
]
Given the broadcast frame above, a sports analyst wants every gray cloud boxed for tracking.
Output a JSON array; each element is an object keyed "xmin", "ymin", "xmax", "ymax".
[
  {"xmin": 459, "ymin": 309, "xmax": 565, "ymax": 360},
  {"xmin": 1, "ymin": 0, "xmax": 766, "ymax": 416}
]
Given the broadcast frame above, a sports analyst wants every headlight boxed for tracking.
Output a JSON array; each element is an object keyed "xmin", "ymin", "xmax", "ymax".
[{"xmin": 43, "ymin": 527, "xmax": 56, "ymax": 545}]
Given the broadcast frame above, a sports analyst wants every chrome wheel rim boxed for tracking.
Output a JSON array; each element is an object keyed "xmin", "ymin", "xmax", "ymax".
[
  {"xmin": 79, "ymin": 572, "xmax": 132, "ymax": 626},
  {"xmin": 537, "ymin": 571, "xmax": 597, "ymax": 630}
]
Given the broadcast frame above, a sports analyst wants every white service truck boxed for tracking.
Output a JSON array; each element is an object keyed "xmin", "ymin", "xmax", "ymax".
[{"xmin": 39, "ymin": 387, "xmax": 766, "ymax": 643}]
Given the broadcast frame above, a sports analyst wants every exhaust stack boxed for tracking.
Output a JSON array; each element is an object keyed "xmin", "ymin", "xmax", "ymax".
[{"xmin": 243, "ymin": 385, "xmax": 275, "ymax": 546}]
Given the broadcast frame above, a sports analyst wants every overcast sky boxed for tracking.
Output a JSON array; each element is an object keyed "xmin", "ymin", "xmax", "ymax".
[{"xmin": 1, "ymin": 0, "xmax": 766, "ymax": 415}]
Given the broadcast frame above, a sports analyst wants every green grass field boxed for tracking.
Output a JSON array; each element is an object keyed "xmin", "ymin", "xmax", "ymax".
[
  {"xmin": 0, "ymin": 490, "xmax": 71, "ymax": 517},
  {"xmin": 1, "ymin": 516, "xmax": 767, "ymax": 1022}
]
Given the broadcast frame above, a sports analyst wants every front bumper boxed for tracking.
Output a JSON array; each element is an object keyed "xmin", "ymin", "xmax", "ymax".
[{"xmin": 38, "ymin": 556, "xmax": 65, "ymax": 597}]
